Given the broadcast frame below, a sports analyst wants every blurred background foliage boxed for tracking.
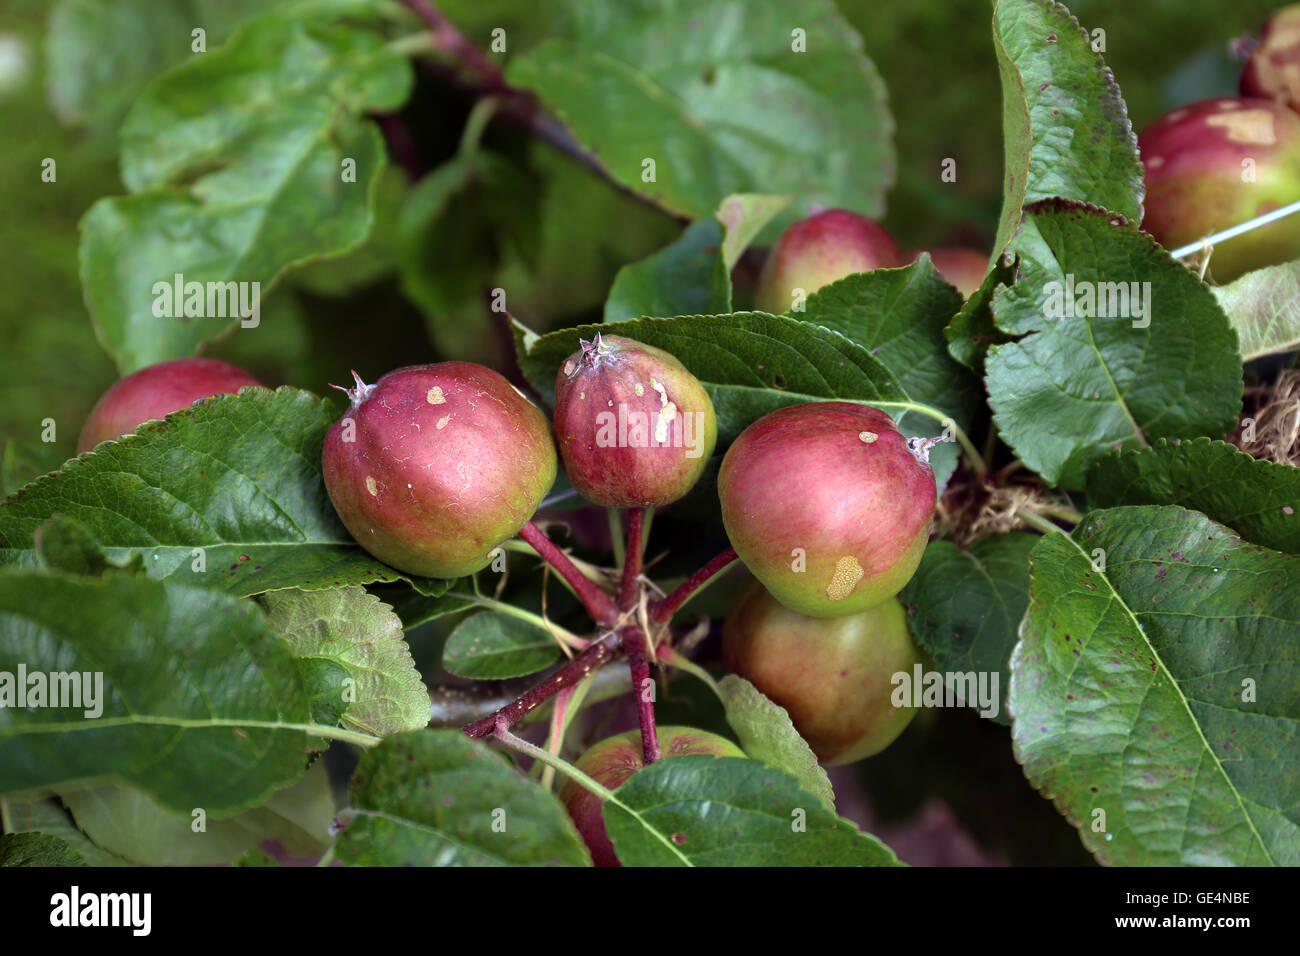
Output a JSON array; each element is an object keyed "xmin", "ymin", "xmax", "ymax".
[
  {"xmin": 0, "ymin": 0, "xmax": 1285, "ymax": 865},
  {"xmin": 0, "ymin": 0, "xmax": 1280, "ymax": 467}
]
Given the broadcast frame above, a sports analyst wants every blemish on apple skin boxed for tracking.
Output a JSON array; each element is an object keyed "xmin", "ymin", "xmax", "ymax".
[{"xmin": 825, "ymin": 555, "xmax": 865, "ymax": 601}]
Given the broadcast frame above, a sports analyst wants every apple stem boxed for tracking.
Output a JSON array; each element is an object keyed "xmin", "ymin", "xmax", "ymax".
[
  {"xmin": 1014, "ymin": 508, "xmax": 1067, "ymax": 536},
  {"xmin": 658, "ymin": 645, "xmax": 723, "ymax": 701},
  {"xmin": 618, "ymin": 508, "xmax": 646, "ymax": 611},
  {"xmin": 518, "ymin": 521, "xmax": 621, "ymax": 626},
  {"xmin": 622, "ymin": 627, "xmax": 663, "ymax": 764},
  {"xmin": 462, "ymin": 630, "xmax": 622, "ymax": 739},
  {"xmin": 491, "ymin": 721, "xmax": 621, "ymax": 804},
  {"xmin": 650, "ymin": 547, "xmax": 739, "ymax": 622},
  {"xmin": 538, "ymin": 682, "xmax": 578, "ymax": 789},
  {"xmin": 1039, "ymin": 504, "xmax": 1084, "ymax": 524}
]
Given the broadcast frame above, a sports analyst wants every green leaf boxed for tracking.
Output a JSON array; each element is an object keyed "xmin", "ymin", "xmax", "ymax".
[
  {"xmin": 234, "ymin": 848, "xmax": 281, "ymax": 866},
  {"xmin": 990, "ymin": 0, "xmax": 1143, "ymax": 256},
  {"xmin": 0, "ymin": 832, "xmax": 87, "ymax": 867},
  {"xmin": 79, "ymin": 0, "xmax": 413, "ymax": 372},
  {"xmin": 800, "ymin": 256, "xmax": 979, "ymax": 431},
  {"xmin": 717, "ymin": 676, "xmax": 835, "ymax": 811},
  {"xmin": 716, "ymin": 194, "xmax": 794, "ymax": 272},
  {"xmin": 0, "ymin": 795, "xmax": 131, "ymax": 866},
  {"xmin": 297, "ymin": 658, "xmax": 352, "ymax": 739},
  {"xmin": 58, "ymin": 760, "xmax": 336, "ymax": 866},
  {"xmin": 945, "ymin": 251, "xmax": 1018, "ymax": 371},
  {"xmin": 387, "ymin": 589, "xmax": 478, "ymax": 630},
  {"xmin": 1012, "ymin": 506, "xmax": 1300, "ymax": 865},
  {"xmin": 507, "ymin": 0, "xmax": 893, "ymax": 221},
  {"xmin": 986, "ymin": 201, "xmax": 1242, "ymax": 488},
  {"xmin": 0, "ymin": 388, "xmax": 436, "ymax": 597},
  {"xmin": 1211, "ymin": 261, "xmax": 1300, "ymax": 361},
  {"xmin": 335, "ymin": 730, "xmax": 589, "ymax": 866},
  {"xmin": 604, "ymin": 220, "xmax": 731, "ymax": 322},
  {"xmin": 34, "ymin": 515, "xmax": 114, "ymax": 578},
  {"xmin": 900, "ymin": 533, "xmax": 1038, "ymax": 725},
  {"xmin": 603, "ymin": 193, "xmax": 793, "ymax": 324},
  {"xmin": 290, "ymin": 162, "xmax": 406, "ymax": 297},
  {"xmin": 0, "ymin": 571, "xmax": 313, "ymax": 815},
  {"xmin": 442, "ymin": 611, "xmax": 563, "ymax": 681},
  {"xmin": 45, "ymin": 0, "xmax": 282, "ymax": 134},
  {"xmin": 261, "ymin": 587, "xmax": 430, "ymax": 736},
  {"xmin": 604, "ymin": 756, "xmax": 901, "ymax": 866},
  {"xmin": 1086, "ymin": 438, "xmax": 1300, "ymax": 555},
  {"xmin": 514, "ymin": 313, "xmax": 908, "ymax": 445}
]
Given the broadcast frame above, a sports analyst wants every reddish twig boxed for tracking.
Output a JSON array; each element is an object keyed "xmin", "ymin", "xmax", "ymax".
[
  {"xmin": 650, "ymin": 547, "xmax": 739, "ymax": 622},
  {"xmin": 618, "ymin": 508, "xmax": 645, "ymax": 611},
  {"xmin": 401, "ymin": 0, "xmax": 506, "ymax": 89},
  {"xmin": 621, "ymin": 627, "xmax": 662, "ymax": 764},
  {"xmin": 462, "ymin": 630, "xmax": 622, "ymax": 738},
  {"xmin": 519, "ymin": 521, "xmax": 620, "ymax": 626}
]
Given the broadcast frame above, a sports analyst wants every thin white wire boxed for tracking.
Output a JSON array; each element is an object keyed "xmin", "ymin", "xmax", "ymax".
[{"xmin": 1168, "ymin": 199, "xmax": 1300, "ymax": 260}]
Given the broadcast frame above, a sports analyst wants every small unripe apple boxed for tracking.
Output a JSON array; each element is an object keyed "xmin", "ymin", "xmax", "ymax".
[
  {"xmin": 558, "ymin": 726, "xmax": 745, "ymax": 866},
  {"xmin": 553, "ymin": 334, "xmax": 717, "ymax": 508},
  {"xmin": 1240, "ymin": 5, "xmax": 1300, "ymax": 112},
  {"xmin": 322, "ymin": 363, "xmax": 556, "ymax": 578},
  {"xmin": 77, "ymin": 357, "xmax": 263, "ymax": 453},
  {"xmin": 723, "ymin": 579, "xmax": 920, "ymax": 765},
  {"xmin": 1139, "ymin": 97, "xmax": 1300, "ymax": 280},
  {"xmin": 754, "ymin": 209, "xmax": 904, "ymax": 313},
  {"xmin": 717, "ymin": 402, "xmax": 936, "ymax": 618},
  {"xmin": 910, "ymin": 247, "xmax": 989, "ymax": 298}
]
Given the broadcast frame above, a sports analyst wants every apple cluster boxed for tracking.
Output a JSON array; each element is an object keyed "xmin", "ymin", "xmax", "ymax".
[{"xmin": 77, "ymin": 234, "xmax": 943, "ymax": 864}]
